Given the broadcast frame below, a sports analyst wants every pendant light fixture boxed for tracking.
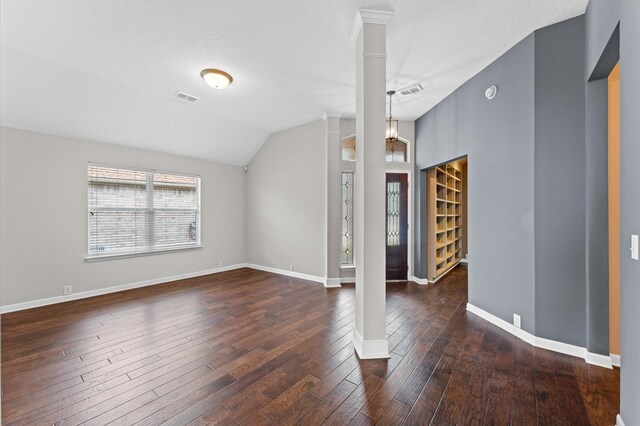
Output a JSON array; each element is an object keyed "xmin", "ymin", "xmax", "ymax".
[{"xmin": 386, "ymin": 90, "xmax": 399, "ymax": 141}]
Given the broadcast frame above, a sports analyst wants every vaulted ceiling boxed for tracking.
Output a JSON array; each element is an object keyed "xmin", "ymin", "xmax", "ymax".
[{"xmin": 0, "ymin": 0, "xmax": 587, "ymax": 165}]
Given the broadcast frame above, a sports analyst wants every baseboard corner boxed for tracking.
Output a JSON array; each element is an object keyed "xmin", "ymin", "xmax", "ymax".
[{"xmin": 610, "ymin": 353, "xmax": 621, "ymax": 367}]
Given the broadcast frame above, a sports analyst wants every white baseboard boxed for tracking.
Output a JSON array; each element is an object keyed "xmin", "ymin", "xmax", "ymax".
[
  {"xmin": 352, "ymin": 328, "xmax": 390, "ymax": 359},
  {"xmin": 585, "ymin": 351, "xmax": 613, "ymax": 369},
  {"xmin": 460, "ymin": 257, "xmax": 469, "ymax": 264},
  {"xmin": 617, "ymin": 414, "xmax": 625, "ymax": 426},
  {"xmin": 324, "ymin": 278, "xmax": 342, "ymax": 288},
  {"xmin": 466, "ymin": 303, "xmax": 613, "ymax": 369},
  {"xmin": 0, "ymin": 263, "xmax": 247, "ymax": 314},
  {"xmin": 610, "ymin": 353, "xmax": 621, "ymax": 367},
  {"xmin": 244, "ymin": 263, "xmax": 326, "ymax": 285},
  {"xmin": 409, "ymin": 276, "xmax": 429, "ymax": 285},
  {"xmin": 340, "ymin": 277, "xmax": 355, "ymax": 284}
]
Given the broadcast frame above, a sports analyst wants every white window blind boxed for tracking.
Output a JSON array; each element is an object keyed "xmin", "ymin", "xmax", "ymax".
[{"xmin": 88, "ymin": 164, "xmax": 201, "ymax": 258}]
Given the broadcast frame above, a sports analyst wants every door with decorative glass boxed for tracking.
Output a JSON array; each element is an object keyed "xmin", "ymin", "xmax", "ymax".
[{"xmin": 386, "ymin": 173, "xmax": 408, "ymax": 280}]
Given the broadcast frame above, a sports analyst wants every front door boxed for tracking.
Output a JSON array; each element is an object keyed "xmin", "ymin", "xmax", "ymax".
[{"xmin": 386, "ymin": 173, "xmax": 408, "ymax": 280}]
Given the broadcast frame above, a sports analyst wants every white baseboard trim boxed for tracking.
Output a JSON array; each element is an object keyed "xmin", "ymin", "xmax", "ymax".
[
  {"xmin": 585, "ymin": 351, "xmax": 613, "ymax": 369},
  {"xmin": 324, "ymin": 278, "xmax": 342, "ymax": 288},
  {"xmin": 466, "ymin": 303, "xmax": 613, "ymax": 369},
  {"xmin": 0, "ymin": 264, "xmax": 247, "ymax": 314},
  {"xmin": 460, "ymin": 257, "xmax": 469, "ymax": 264},
  {"xmin": 340, "ymin": 277, "xmax": 355, "ymax": 284},
  {"xmin": 409, "ymin": 276, "xmax": 429, "ymax": 285},
  {"xmin": 617, "ymin": 414, "xmax": 625, "ymax": 426},
  {"xmin": 352, "ymin": 329, "xmax": 390, "ymax": 359},
  {"xmin": 244, "ymin": 263, "xmax": 326, "ymax": 285},
  {"xmin": 610, "ymin": 353, "xmax": 621, "ymax": 367}
]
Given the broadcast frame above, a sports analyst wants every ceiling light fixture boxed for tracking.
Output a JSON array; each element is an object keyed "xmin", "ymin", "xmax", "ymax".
[{"xmin": 200, "ymin": 68, "xmax": 233, "ymax": 89}]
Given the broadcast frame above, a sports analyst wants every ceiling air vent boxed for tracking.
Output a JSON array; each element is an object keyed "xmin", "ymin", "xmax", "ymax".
[
  {"xmin": 399, "ymin": 84, "xmax": 424, "ymax": 96},
  {"xmin": 174, "ymin": 91, "xmax": 199, "ymax": 103}
]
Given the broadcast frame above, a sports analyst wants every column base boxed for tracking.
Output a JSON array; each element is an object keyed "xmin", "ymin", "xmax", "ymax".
[
  {"xmin": 324, "ymin": 278, "xmax": 342, "ymax": 288},
  {"xmin": 352, "ymin": 329, "xmax": 390, "ymax": 359}
]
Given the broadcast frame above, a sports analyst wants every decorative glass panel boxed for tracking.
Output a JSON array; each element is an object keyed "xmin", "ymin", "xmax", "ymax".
[
  {"xmin": 341, "ymin": 172, "xmax": 354, "ymax": 265},
  {"xmin": 387, "ymin": 181, "xmax": 400, "ymax": 246},
  {"xmin": 341, "ymin": 137, "xmax": 356, "ymax": 161},
  {"xmin": 342, "ymin": 137, "xmax": 408, "ymax": 163},
  {"xmin": 386, "ymin": 139, "xmax": 407, "ymax": 162}
]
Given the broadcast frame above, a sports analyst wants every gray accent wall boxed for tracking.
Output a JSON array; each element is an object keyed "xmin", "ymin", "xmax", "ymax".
[
  {"xmin": 585, "ymin": 78, "xmax": 609, "ymax": 356},
  {"xmin": 416, "ymin": 3, "xmax": 640, "ymax": 421},
  {"xmin": 586, "ymin": 0, "xmax": 620, "ymax": 77},
  {"xmin": 533, "ymin": 16, "xmax": 587, "ymax": 347},
  {"xmin": 415, "ymin": 16, "xmax": 589, "ymax": 345},
  {"xmin": 619, "ymin": 0, "xmax": 640, "ymax": 422},
  {"xmin": 414, "ymin": 34, "xmax": 537, "ymax": 334}
]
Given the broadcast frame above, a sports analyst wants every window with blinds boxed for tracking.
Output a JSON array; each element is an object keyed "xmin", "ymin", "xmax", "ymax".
[{"xmin": 87, "ymin": 164, "xmax": 201, "ymax": 258}]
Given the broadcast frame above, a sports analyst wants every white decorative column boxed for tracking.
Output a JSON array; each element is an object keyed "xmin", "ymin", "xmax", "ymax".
[
  {"xmin": 351, "ymin": 9, "xmax": 393, "ymax": 359},
  {"xmin": 324, "ymin": 112, "xmax": 342, "ymax": 288}
]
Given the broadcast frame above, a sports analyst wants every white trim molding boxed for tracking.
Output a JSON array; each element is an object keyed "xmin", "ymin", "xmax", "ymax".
[
  {"xmin": 340, "ymin": 277, "xmax": 355, "ymax": 284},
  {"xmin": 610, "ymin": 353, "xmax": 621, "ymax": 367},
  {"xmin": 350, "ymin": 9, "xmax": 394, "ymax": 41},
  {"xmin": 352, "ymin": 329, "xmax": 390, "ymax": 359},
  {"xmin": 466, "ymin": 303, "xmax": 614, "ymax": 369},
  {"xmin": 617, "ymin": 414, "xmax": 625, "ymax": 426},
  {"xmin": 321, "ymin": 111, "xmax": 342, "ymax": 121},
  {"xmin": 410, "ymin": 276, "xmax": 429, "ymax": 286},
  {"xmin": 324, "ymin": 278, "xmax": 342, "ymax": 288},
  {"xmin": 244, "ymin": 263, "xmax": 326, "ymax": 284},
  {"xmin": 1, "ymin": 263, "xmax": 247, "ymax": 314}
]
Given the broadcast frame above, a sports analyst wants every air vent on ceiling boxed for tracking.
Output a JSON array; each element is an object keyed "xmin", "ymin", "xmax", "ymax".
[
  {"xmin": 398, "ymin": 84, "xmax": 424, "ymax": 96},
  {"xmin": 174, "ymin": 91, "xmax": 199, "ymax": 103}
]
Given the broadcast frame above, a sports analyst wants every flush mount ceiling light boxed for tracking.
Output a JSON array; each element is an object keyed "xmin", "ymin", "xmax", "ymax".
[{"xmin": 200, "ymin": 68, "xmax": 233, "ymax": 89}]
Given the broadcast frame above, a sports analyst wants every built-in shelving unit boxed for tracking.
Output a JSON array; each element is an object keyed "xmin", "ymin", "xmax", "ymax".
[{"xmin": 427, "ymin": 160, "xmax": 465, "ymax": 282}]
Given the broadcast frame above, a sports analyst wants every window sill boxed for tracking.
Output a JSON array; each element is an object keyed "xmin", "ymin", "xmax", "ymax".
[{"xmin": 85, "ymin": 245, "xmax": 203, "ymax": 263}]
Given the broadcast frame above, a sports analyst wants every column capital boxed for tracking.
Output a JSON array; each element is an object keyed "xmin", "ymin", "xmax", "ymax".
[
  {"xmin": 350, "ymin": 9, "xmax": 394, "ymax": 42},
  {"xmin": 321, "ymin": 111, "xmax": 342, "ymax": 121}
]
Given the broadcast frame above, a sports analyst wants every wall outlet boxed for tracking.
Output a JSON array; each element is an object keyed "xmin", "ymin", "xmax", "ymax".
[
  {"xmin": 289, "ymin": 265, "xmax": 293, "ymax": 272},
  {"xmin": 63, "ymin": 285, "xmax": 73, "ymax": 296},
  {"xmin": 513, "ymin": 314, "xmax": 521, "ymax": 329},
  {"xmin": 218, "ymin": 260, "xmax": 223, "ymax": 267}
]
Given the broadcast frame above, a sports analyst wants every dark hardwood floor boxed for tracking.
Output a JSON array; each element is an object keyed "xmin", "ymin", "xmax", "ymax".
[{"xmin": 2, "ymin": 265, "xmax": 619, "ymax": 425}]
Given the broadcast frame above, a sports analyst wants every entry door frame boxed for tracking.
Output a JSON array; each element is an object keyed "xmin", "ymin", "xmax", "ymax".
[{"xmin": 386, "ymin": 169, "xmax": 412, "ymax": 281}]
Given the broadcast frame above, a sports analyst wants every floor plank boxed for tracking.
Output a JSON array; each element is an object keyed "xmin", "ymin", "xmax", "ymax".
[{"xmin": 1, "ymin": 265, "xmax": 619, "ymax": 425}]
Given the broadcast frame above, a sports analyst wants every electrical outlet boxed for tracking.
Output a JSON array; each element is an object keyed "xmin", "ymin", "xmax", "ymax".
[
  {"xmin": 218, "ymin": 260, "xmax": 223, "ymax": 267},
  {"xmin": 63, "ymin": 285, "xmax": 73, "ymax": 296},
  {"xmin": 513, "ymin": 314, "xmax": 521, "ymax": 329},
  {"xmin": 289, "ymin": 265, "xmax": 293, "ymax": 272}
]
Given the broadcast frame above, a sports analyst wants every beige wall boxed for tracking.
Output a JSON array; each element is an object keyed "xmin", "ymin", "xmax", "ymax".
[
  {"xmin": 0, "ymin": 127, "xmax": 246, "ymax": 306},
  {"xmin": 245, "ymin": 119, "xmax": 327, "ymax": 277}
]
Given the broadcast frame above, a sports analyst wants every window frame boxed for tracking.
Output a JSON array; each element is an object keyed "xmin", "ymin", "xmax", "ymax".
[{"xmin": 85, "ymin": 162, "xmax": 202, "ymax": 262}]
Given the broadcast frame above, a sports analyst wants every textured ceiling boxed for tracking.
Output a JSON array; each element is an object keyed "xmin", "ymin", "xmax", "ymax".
[{"xmin": 0, "ymin": 0, "xmax": 587, "ymax": 165}]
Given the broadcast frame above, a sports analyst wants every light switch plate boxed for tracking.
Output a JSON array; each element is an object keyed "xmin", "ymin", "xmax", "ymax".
[
  {"xmin": 631, "ymin": 235, "xmax": 639, "ymax": 260},
  {"xmin": 513, "ymin": 314, "xmax": 521, "ymax": 329}
]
